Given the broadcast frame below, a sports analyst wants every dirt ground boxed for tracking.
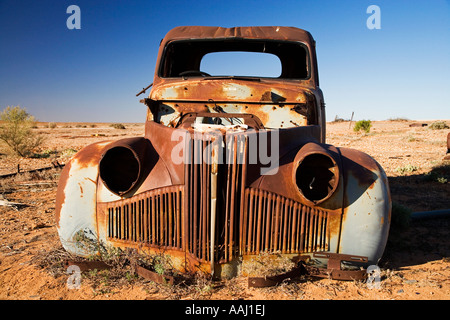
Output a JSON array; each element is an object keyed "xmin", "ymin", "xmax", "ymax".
[{"xmin": 0, "ymin": 120, "xmax": 449, "ymax": 300}]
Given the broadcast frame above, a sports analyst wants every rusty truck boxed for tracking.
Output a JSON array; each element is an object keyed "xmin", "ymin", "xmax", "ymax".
[{"xmin": 55, "ymin": 26, "xmax": 391, "ymax": 283}]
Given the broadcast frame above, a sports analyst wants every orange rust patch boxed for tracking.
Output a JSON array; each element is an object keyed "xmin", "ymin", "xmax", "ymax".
[
  {"xmin": 54, "ymin": 162, "xmax": 72, "ymax": 227},
  {"xmin": 73, "ymin": 142, "xmax": 110, "ymax": 170}
]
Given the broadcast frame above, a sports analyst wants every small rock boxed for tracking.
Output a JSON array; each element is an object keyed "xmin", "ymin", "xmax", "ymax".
[
  {"xmin": 27, "ymin": 235, "xmax": 40, "ymax": 243},
  {"xmin": 397, "ymin": 289, "xmax": 404, "ymax": 293},
  {"xmin": 404, "ymin": 279, "xmax": 417, "ymax": 285},
  {"xmin": 31, "ymin": 222, "xmax": 47, "ymax": 230}
]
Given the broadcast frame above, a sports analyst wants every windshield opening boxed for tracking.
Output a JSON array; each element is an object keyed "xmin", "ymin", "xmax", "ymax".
[
  {"xmin": 200, "ymin": 51, "xmax": 281, "ymax": 78},
  {"xmin": 159, "ymin": 39, "xmax": 310, "ymax": 80}
]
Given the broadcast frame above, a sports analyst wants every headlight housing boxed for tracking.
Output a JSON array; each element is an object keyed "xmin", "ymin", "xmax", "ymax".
[{"xmin": 293, "ymin": 143, "xmax": 339, "ymax": 205}]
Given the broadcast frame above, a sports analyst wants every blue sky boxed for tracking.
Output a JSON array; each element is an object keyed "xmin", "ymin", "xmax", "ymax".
[{"xmin": 0, "ymin": 0, "xmax": 449, "ymax": 122}]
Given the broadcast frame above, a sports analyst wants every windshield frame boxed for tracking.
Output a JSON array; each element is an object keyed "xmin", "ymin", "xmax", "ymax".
[{"xmin": 157, "ymin": 38, "xmax": 312, "ymax": 81}]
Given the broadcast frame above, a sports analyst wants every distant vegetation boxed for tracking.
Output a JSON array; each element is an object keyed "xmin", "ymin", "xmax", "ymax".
[
  {"xmin": 332, "ymin": 115, "xmax": 347, "ymax": 122},
  {"xmin": 0, "ymin": 106, "xmax": 44, "ymax": 157},
  {"xmin": 388, "ymin": 117, "xmax": 409, "ymax": 122},
  {"xmin": 353, "ymin": 120, "xmax": 372, "ymax": 133},
  {"xmin": 396, "ymin": 164, "xmax": 419, "ymax": 175},
  {"xmin": 47, "ymin": 122, "xmax": 57, "ymax": 129},
  {"xmin": 110, "ymin": 123, "xmax": 126, "ymax": 129},
  {"xmin": 429, "ymin": 121, "xmax": 449, "ymax": 130},
  {"xmin": 423, "ymin": 162, "xmax": 450, "ymax": 184}
]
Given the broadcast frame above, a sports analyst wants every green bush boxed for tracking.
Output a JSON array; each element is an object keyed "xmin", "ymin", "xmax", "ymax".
[
  {"xmin": 0, "ymin": 106, "xmax": 44, "ymax": 157},
  {"xmin": 396, "ymin": 164, "xmax": 419, "ymax": 175},
  {"xmin": 353, "ymin": 120, "xmax": 372, "ymax": 133},
  {"xmin": 33, "ymin": 149, "xmax": 57, "ymax": 159}
]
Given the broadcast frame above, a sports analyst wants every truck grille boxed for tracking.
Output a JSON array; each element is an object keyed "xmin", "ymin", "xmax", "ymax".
[
  {"xmin": 241, "ymin": 188, "xmax": 329, "ymax": 255},
  {"xmin": 107, "ymin": 185, "xmax": 183, "ymax": 250},
  {"xmin": 106, "ymin": 131, "xmax": 329, "ymax": 264},
  {"xmin": 185, "ymin": 133, "xmax": 246, "ymax": 263}
]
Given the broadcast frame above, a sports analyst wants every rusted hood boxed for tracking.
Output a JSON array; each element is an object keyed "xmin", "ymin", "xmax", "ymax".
[{"xmin": 150, "ymin": 78, "xmax": 313, "ymax": 104}]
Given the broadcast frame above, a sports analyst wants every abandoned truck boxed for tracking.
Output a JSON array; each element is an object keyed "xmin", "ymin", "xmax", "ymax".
[{"xmin": 55, "ymin": 26, "xmax": 391, "ymax": 281}]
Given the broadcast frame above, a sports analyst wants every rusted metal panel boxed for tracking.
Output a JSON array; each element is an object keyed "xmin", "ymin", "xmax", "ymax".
[
  {"xmin": 248, "ymin": 262, "xmax": 308, "ymax": 288},
  {"xmin": 55, "ymin": 141, "xmax": 112, "ymax": 257},
  {"xmin": 64, "ymin": 259, "xmax": 111, "ymax": 272},
  {"xmin": 145, "ymin": 83, "xmax": 315, "ymax": 130},
  {"xmin": 247, "ymin": 252, "xmax": 368, "ymax": 287},
  {"xmin": 134, "ymin": 264, "xmax": 175, "ymax": 285}
]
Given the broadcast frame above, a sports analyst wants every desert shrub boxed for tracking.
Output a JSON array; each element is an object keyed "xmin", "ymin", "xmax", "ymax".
[
  {"xmin": 61, "ymin": 148, "xmax": 78, "ymax": 158},
  {"xmin": 396, "ymin": 164, "xmax": 419, "ymax": 175},
  {"xmin": 110, "ymin": 123, "xmax": 126, "ymax": 129},
  {"xmin": 353, "ymin": 120, "xmax": 372, "ymax": 133},
  {"xmin": 33, "ymin": 149, "xmax": 57, "ymax": 158},
  {"xmin": 240, "ymin": 251, "xmax": 295, "ymax": 277},
  {"xmin": 47, "ymin": 122, "xmax": 57, "ymax": 129},
  {"xmin": 388, "ymin": 117, "xmax": 409, "ymax": 122},
  {"xmin": 0, "ymin": 106, "xmax": 44, "ymax": 157},
  {"xmin": 407, "ymin": 135, "xmax": 417, "ymax": 142},
  {"xmin": 333, "ymin": 115, "xmax": 346, "ymax": 122},
  {"xmin": 423, "ymin": 162, "xmax": 450, "ymax": 184},
  {"xmin": 429, "ymin": 121, "xmax": 449, "ymax": 130}
]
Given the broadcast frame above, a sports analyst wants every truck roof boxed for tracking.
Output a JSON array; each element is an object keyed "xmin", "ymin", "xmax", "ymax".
[{"xmin": 160, "ymin": 26, "xmax": 315, "ymax": 45}]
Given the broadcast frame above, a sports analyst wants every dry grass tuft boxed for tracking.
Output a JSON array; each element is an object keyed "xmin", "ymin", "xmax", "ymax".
[{"xmin": 240, "ymin": 251, "xmax": 296, "ymax": 277}]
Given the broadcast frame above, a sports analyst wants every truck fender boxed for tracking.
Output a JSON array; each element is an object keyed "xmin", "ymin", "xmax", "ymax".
[{"xmin": 337, "ymin": 147, "xmax": 391, "ymax": 266}]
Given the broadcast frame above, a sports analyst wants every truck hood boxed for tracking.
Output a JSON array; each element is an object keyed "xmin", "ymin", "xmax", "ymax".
[{"xmin": 149, "ymin": 78, "xmax": 313, "ymax": 104}]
